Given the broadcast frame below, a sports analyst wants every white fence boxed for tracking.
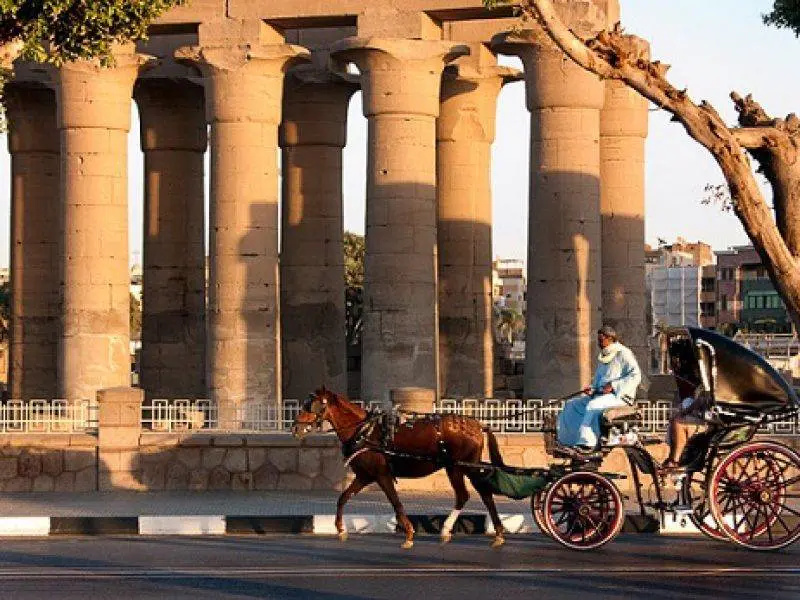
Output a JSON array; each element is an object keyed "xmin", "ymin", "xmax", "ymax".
[
  {"xmin": 5, "ymin": 397, "xmax": 793, "ymax": 436},
  {"xmin": 140, "ymin": 398, "xmax": 385, "ymax": 433},
  {"xmin": 0, "ymin": 399, "xmax": 97, "ymax": 433}
]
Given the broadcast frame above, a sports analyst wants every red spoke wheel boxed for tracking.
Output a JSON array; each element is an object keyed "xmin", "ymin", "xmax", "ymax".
[
  {"xmin": 681, "ymin": 469, "xmax": 728, "ymax": 542},
  {"xmin": 709, "ymin": 441, "xmax": 800, "ymax": 550},
  {"xmin": 531, "ymin": 490, "xmax": 552, "ymax": 538},
  {"xmin": 543, "ymin": 471, "xmax": 624, "ymax": 550}
]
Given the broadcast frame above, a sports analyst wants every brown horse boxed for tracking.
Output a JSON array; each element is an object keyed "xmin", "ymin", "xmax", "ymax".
[{"xmin": 292, "ymin": 387, "xmax": 506, "ymax": 549}]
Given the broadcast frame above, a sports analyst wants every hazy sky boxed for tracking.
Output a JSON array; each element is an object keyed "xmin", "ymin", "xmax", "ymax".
[{"xmin": 0, "ymin": 0, "xmax": 796, "ymax": 268}]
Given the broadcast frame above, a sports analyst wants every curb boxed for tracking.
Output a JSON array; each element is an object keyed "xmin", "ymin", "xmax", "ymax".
[{"xmin": 0, "ymin": 513, "xmax": 694, "ymax": 537}]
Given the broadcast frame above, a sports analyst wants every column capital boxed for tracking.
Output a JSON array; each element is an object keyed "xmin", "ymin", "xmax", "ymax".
[
  {"xmin": 134, "ymin": 78, "xmax": 208, "ymax": 152},
  {"xmin": 4, "ymin": 83, "xmax": 58, "ymax": 154},
  {"xmin": 438, "ymin": 64, "xmax": 521, "ymax": 144},
  {"xmin": 280, "ymin": 67, "xmax": 359, "ymax": 148},
  {"xmin": 491, "ymin": 3, "xmax": 605, "ymax": 111},
  {"xmin": 53, "ymin": 45, "xmax": 155, "ymax": 131},
  {"xmin": 176, "ymin": 44, "xmax": 309, "ymax": 124},
  {"xmin": 331, "ymin": 37, "xmax": 469, "ymax": 117}
]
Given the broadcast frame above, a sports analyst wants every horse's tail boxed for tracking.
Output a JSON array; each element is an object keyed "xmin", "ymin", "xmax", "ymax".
[{"xmin": 483, "ymin": 427, "xmax": 505, "ymax": 468}]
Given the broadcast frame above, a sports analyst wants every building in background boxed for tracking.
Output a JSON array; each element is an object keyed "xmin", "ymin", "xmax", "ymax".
[
  {"xmin": 700, "ymin": 264, "xmax": 717, "ymax": 329},
  {"xmin": 716, "ymin": 245, "xmax": 792, "ymax": 334},
  {"xmin": 493, "ymin": 258, "xmax": 526, "ymax": 314},
  {"xmin": 645, "ymin": 237, "xmax": 713, "ymax": 268},
  {"xmin": 646, "ymin": 238, "xmax": 714, "ymax": 330},
  {"xmin": 648, "ymin": 266, "xmax": 702, "ymax": 328}
]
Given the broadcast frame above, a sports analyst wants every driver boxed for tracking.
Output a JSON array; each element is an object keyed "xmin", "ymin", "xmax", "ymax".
[{"xmin": 557, "ymin": 325, "xmax": 642, "ymax": 451}]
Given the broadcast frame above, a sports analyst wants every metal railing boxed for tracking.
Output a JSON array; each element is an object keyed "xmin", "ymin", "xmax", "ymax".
[
  {"xmin": 138, "ymin": 397, "xmax": 800, "ymax": 437},
  {"xmin": 434, "ymin": 399, "xmax": 675, "ymax": 434},
  {"xmin": 435, "ymin": 398, "xmax": 800, "ymax": 436},
  {"xmin": 140, "ymin": 398, "xmax": 385, "ymax": 433},
  {"xmin": 0, "ymin": 399, "xmax": 97, "ymax": 433}
]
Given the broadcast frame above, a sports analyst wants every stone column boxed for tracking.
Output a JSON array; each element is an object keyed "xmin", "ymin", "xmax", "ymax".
[
  {"xmin": 54, "ymin": 47, "xmax": 152, "ymax": 401},
  {"xmin": 600, "ymin": 79, "xmax": 649, "ymax": 371},
  {"xmin": 494, "ymin": 27, "xmax": 605, "ymax": 398},
  {"xmin": 176, "ymin": 42, "xmax": 308, "ymax": 422},
  {"xmin": 5, "ymin": 85, "xmax": 60, "ymax": 400},
  {"xmin": 331, "ymin": 38, "xmax": 468, "ymax": 405},
  {"xmin": 437, "ymin": 59, "xmax": 520, "ymax": 399},
  {"xmin": 134, "ymin": 79, "xmax": 207, "ymax": 399},
  {"xmin": 279, "ymin": 67, "xmax": 357, "ymax": 400}
]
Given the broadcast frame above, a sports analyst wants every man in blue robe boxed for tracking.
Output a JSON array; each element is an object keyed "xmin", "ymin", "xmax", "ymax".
[{"xmin": 557, "ymin": 325, "xmax": 642, "ymax": 450}]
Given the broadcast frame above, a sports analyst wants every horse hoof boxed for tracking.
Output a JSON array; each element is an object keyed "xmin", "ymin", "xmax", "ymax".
[
  {"xmin": 401, "ymin": 540, "xmax": 414, "ymax": 550},
  {"xmin": 338, "ymin": 531, "xmax": 348, "ymax": 542},
  {"xmin": 440, "ymin": 533, "xmax": 452, "ymax": 545},
  {"xmin": 490, "ymin": 536, "xmax": 506, "ymax": 549}
]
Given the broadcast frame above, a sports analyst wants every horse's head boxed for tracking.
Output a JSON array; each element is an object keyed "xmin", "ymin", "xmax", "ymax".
[{"xmin": 291, "ymin": 386, "xmax": 335, "ymax": 439}]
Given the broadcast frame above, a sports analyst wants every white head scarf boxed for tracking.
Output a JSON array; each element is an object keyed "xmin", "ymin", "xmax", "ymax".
[{"xmin": 598, "ymin": 342, "xmax": 622, "ymax": 364}]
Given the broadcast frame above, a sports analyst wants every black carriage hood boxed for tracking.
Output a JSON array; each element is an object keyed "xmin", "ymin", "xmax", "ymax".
[{"xmin": 687, "ymin": 327, "xmax": 799, "ymax": 412}]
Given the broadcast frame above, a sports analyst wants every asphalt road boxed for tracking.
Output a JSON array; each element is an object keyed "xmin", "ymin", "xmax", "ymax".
[{"xmin": 0, "ymin": 533, "xmax": 797, "ymax": 599}]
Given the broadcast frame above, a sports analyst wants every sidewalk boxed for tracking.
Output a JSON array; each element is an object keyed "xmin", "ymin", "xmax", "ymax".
[{"xmin": 0, "ymin": 489, "xmax": 670, "ymax": 536}]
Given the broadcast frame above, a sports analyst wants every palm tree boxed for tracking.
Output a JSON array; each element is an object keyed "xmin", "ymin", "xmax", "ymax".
[{"xmin": 494, "ymin": 307, "xmax": 524, "ymax": 344}]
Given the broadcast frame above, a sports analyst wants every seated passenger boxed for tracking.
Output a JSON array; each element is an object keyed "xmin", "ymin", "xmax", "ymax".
[
  {"xmin": 557, "ymin": 325, "xmax": 642, "ymax": 451},
  {"xmin": 662, "ymin": 393, "xmax": 709, "ymax": 471},
  {"xmin": 661, "ymin": 340, "xmax": 710, "ymax": 471}
]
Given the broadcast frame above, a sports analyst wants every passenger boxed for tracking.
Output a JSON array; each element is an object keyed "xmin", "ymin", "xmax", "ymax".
[
  {"xmin": 557, "ymin": 325, "xmax": 642, "ymax": 451},
  {"xmin": 662, "ymin": 344, "xmax": 710, "ymax": 471},
  {"xmin": 661, "ymin": 392, "xmax": 709, "ymax": 471}
]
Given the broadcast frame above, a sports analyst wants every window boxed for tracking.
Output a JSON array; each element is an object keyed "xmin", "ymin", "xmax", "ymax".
[
  {"xmin": 720, "ymin": 295, "xmax": 728, "ymax": 311},
  {"xmin": 757, "ymin": 295, "xmax": 764, "ymax": 309},
  {"xmin": 702, "ymin": 278, "xmax": 715, "ymax": 292}
]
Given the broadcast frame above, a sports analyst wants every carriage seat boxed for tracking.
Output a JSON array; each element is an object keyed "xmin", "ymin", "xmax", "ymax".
[{"xmin": 600, "ymin": 405, "xmax": 642, "ymax": 429}]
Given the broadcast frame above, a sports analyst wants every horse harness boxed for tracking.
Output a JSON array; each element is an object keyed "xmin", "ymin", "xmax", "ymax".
[{"xmin": 341, "ymin": 409, "xmax": 454, "ymax": 469}]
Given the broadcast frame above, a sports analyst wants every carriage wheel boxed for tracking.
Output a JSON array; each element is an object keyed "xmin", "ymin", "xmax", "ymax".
[
  {"xmin": 680, "ymin": 469, "xmax": 728, "ymax": 542},
  {"xmin": 709, "ymin": 441, "xmax": 800, "ymax": 550},
  {"xmin": 531, "ymin": 490, "xmax": 552, "ymax": 538},
  {"xmin": 543, "ymin": 471, "xmax": 624, "ymax": 550}
]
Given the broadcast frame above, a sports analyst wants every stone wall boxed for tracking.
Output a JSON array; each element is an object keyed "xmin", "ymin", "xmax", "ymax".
[
  {"xmin": 135, "ymin": 433, "xmax": 345, "ymax": 491},
  {"xmin": 0, "ymin": 434, "xmax": 97, "ymax": 492}
]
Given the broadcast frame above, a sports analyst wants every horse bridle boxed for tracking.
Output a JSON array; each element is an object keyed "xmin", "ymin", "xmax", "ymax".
[
  {"xmin": 300, "ymin": 393, "xmax": 375, "ymax": 441},
  {"xmin": 300, "ymin": 394, "xmax": 329, "ymax": 432}
]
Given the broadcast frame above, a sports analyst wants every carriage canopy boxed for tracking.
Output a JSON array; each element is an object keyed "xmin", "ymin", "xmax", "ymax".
[{"xmin": 668, "ymin": 327, "xmax": 799, "ymax": 414}]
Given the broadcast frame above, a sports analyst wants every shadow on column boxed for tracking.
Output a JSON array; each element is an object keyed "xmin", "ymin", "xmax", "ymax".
[
  {"xmin": 438, "ymin": 218, "xmax": 494, "ymax": 399},
  {"xmin": 239, "ymin": 202, "xmax": 280, "ymax": 411},
  {"xmin": 525, "ymin": 171, "xmax": 603, "ymax": 398}
]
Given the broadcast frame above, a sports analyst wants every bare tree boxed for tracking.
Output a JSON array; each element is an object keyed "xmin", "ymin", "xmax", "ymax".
[{"xmin": 490, "ymin": 0, "xmax": 800, "ymax": 331}]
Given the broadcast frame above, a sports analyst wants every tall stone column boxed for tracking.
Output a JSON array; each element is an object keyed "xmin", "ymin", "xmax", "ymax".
[
  {"xmin": 331, "ymin": 38, "xmax": 468, "ymax": 404},
  {"xmin": 437, "ymin": 58, "xmax": 520, "ymax": 399},
  {"xmin": 600, "ymin": 79, "xmax": 649, "ymax": 371},
  {"xmin": 494, "ymin": 26, "xmax": 605, "ymax": 398},
  {"xmin": 54, "ymin": 47, "xmax": 152, "ymax": 401},
  {"xmin": 279, "ymin": 68, "xmax": 357, "ymax": 399},
  {"xmin": 176, "ymin": 42, "xmax": 308, "ymax": 421},
  {"xmin": 5, "ymin": 85, "xmax": 60, "ymax": 400},
  {"xmin": 134, "ymin": 79, "xmax": 207, "ymax": 399}
]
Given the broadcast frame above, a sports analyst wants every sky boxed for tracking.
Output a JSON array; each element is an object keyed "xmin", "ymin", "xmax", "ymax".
[{"xmin": 0, "ymin": 0, "xmax": 797, "ymax": 268}]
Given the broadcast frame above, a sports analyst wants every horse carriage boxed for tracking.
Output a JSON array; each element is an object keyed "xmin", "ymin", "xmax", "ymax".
[{"xmin": 293, "ymin": 327, "xmax": 800, "ymax": 551}]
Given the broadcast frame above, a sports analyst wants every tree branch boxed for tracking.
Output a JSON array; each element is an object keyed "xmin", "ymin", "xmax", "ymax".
[{"xmin": 731, "ymin": 127, "xmax": 785, "ymax": 150}]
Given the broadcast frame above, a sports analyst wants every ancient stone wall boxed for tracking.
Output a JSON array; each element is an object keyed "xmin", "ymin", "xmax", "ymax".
[{"xmin": 0, "ymin": 435, "xmax": 97, "ymax": 492}]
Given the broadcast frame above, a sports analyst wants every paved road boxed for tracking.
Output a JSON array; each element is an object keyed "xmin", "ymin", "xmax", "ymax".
[{"xmin": 0, "ymin": 534, "xmax": 797, "ymax": 599}]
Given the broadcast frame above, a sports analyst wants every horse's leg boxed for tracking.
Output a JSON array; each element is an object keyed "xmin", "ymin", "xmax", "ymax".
[
  {"xmin": 375, "ymin": 474, "xmax": 415, "ymax": 549},
  {"xmin": 336, "ymin": 477, "xmax": 369, "ymax": 541},
  {"xmin": 441, "ymin": 467, "xmax": 470, "ymax": 544},
  {"xmin": 469, "ymin": 474, "xmax": 506, "ymax": 549}
]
